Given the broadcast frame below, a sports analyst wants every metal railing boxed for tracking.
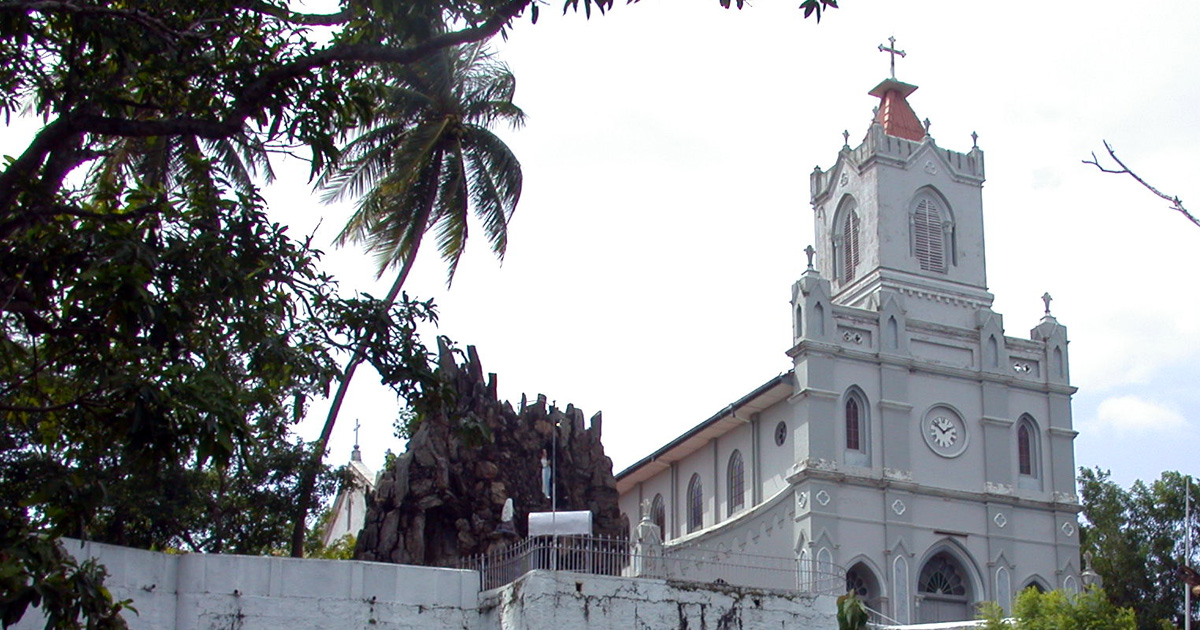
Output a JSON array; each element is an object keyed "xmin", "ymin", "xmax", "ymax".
[
  {"xmin": 865, "ymin": 604, "xmax": 905, "ymax": 627},
  {"xmin": 459, "ymin": 534, "xmax": 846, "ymax": 595}
]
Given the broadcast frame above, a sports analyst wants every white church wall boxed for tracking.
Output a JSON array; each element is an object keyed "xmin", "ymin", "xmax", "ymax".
[
  {"xmin": 673, "ymin": 440, "xmax": 717, "ymax": 538},
  {"xmin": 323, "ymin": 486, "xmax": 368, "ymax": 544},
  {"xmin": 716, "ymin": 423, "xmax": 753, "ymax": 522},
  {"xmin": 757, "ymin": 401, "xmax": 794, "ymax": 501}
]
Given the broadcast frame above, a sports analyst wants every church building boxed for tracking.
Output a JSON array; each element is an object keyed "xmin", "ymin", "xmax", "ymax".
[{"xmin": 615, "ymin": 54, "xmax": 1082, "ymax": 624}]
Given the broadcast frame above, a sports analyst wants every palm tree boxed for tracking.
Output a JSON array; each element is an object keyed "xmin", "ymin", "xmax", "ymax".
[{"xmin": 289, "ymin": 42, "xmax": 525, "ymax": 556}]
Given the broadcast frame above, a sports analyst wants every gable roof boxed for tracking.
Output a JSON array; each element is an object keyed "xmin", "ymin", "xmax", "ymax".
[{"xmin": 615, "ymin": 371, "xmax": 794, "ymax": 494}]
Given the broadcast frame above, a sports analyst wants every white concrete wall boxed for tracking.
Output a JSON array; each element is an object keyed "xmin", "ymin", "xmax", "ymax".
[
  {"xmin": 480, "ymin": 570, "xmax": 836, "ymax": 630},
  {"xmin": 14, "ymin": 539, "xmax": 840, "ymax": 630},
  {"xmin": 13, "ymin": 539, "xmax": 478, "ymax": 630}
]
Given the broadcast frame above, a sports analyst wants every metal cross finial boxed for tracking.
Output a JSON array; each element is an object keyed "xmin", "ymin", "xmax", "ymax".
[
  {"xmin": 971, "ymin": 131, "xmax": 979, "ymax": 148},
  {"xmin": 923, "ymin": 118, "xmax": 932, "ymax": 136},
  {"xmin": 1042, "ymin": 292, "xmax": 1053, "ymax": 316},
  {"xmin": 842, "ymin": 130, "xmax": 850, "ymax": 147},
  {"xmin": 878, "ymin": 36, "xmax": 906, "ymax": 79},
  {"xmin": 804, "ymin": 245, "xmax": 816, "ymax": 269},
  {"xmin": 353, "ymin": 418, "xmax": 361, "ymax": 448}
]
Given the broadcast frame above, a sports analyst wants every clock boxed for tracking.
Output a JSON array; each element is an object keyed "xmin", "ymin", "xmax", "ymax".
[{"xmin": 921, "ymin": 408, "xmax": 968, "ymax": 458}]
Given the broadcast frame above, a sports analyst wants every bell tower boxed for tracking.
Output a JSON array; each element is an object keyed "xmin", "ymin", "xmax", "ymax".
[{"xmin": 808, "ymin": 47, "xmax": 992, "ymax": 329}]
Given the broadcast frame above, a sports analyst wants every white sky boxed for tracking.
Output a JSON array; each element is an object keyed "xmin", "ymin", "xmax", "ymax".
[{"xmin": 5, "ymin": 0, "xmax": 1199, "ymax": 492}]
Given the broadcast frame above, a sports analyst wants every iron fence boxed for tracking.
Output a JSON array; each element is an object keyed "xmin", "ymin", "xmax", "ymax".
[{"xmin": 458, "ymin": 534, "xmax": 846, "ymax": 594}]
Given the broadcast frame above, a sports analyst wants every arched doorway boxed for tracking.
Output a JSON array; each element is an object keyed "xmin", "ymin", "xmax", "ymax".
[
  {"xmin": 917, "ymin": 552, "xmax": 972, "ymax": 623},
  {"xmin": 845, "ymin": 562, "xmax": 882, "ymax": 613}
]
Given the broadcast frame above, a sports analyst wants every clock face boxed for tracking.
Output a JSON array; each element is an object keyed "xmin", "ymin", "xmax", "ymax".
[
  {"xmin": 921, "ymin": 409, "xmax": 967, "ymax": 457},
  {"xmin": 929, "ymin": 416, "xmax": 957, "ymax": 447}
]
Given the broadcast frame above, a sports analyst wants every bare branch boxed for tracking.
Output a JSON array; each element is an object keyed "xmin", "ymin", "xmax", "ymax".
[{"xmin": 1084, "ymin": 140, "xmax": 1198, "ymax": 229}]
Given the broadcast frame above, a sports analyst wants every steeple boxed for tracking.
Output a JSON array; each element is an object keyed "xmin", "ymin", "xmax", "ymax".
[
  {"xmin": 869, "ymin": 37, "xmax": 924, "ymax": 142},
  {"xmin": 808, "ymin": 41, "xmax": 992, "ymax": 328},
  {"xmin": 869, "ymin": 79, "xmax": 923, "ymax": 142}
]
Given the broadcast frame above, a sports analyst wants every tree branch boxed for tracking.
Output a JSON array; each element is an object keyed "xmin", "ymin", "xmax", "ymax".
[
  {"xmin": 1084, "ymin": 140, "xmax": 1198, "ymax": 229},
  {"xmin": 0, "ymin": 117, "xmax": 76, "ymax": 219},
  {"xmin": 0, "ymin": 0, "xmax": 180, "ymax": 41},
  {"xmin": 235, "ymin": 0, "xmax": 351, "ymax": 26},
  {"xmin": 0, "ymin": 0, "xmax": 531, "ymax": 215}
]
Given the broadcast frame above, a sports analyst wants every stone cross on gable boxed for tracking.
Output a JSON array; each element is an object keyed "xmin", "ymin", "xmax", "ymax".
[
  {"xmin": 878, "ymin": 36, "xmax": 906, "ymax": 79},
  {"xmin": 1042, "ymin": 292, "xmax": 1053, "ymax": 315}
]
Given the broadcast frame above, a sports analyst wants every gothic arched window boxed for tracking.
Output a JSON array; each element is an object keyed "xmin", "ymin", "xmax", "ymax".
[
  {"xmin": 846, "ymin": 563, "xmax": 881, "ymax": 612},
  {"xmin": 833, "ymin": 197, "xmax": 862, "ymax": 283},
  {"xmin": 844, "ymin": 388, "xmax": 870, "ymax": 467},
  {"xmin": 1018, "ymin": 424, "xmax": 1032, "ymax": 475},
  {"xmin": 912, "ymin": 194, "xmax": 950, "ymax": 273},
  {"xmin": 687, "ymin": 474, "xmax": 703, "ymax": 533},
  {"xmin": 843, "ymin": 209, "xmax": 861, "ymax": 281},
  {"xmin": 727, "ymin": 450, "xmax": 745, "ymax": 516},
  {"xmin": 650, "ymin": 493, "xmax": 665, "ymax": 538},
  {"xmin": 921, "ymin": 549, "xmax": 969, "ymax": 595},
  {"xmin": 846, "ymin": 398, "xmax": 861, "ymax": 451},
  {"xmin": 1017, "ymin": 415, "xmax": 1041, "ymax": 490}
]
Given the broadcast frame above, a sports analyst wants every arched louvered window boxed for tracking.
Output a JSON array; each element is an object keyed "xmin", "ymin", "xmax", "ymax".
[
  {"xmin": 913, "ymin": 197, "xmax": 946, "ymax": 273},
  {"xmin": 727, "ymin": 451, "xmax": 745, "ymax": 516},
  {"xmin": 846, "ymin": 398, "xmax": 861, "ymax": 451},
  {"xmin": 650, "ymin": 493, "xmax": 665, "ymax": 538},
  {"xmin": 687, "ymin": 474, "xmax": 703, "ymax": 533},
  {"xmin": 843, "ymin": 209, "xmax": 861, "ymax": 281}
]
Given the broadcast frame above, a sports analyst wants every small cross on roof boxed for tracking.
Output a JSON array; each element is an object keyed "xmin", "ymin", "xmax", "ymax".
[{"xmin": 878, "ymin": 36, "xmax": 906, "ymax": 80}]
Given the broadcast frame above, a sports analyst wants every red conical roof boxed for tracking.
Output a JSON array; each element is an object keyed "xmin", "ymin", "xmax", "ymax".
[{"xmin": 869, "ymin": 78, "xmax": 923, "ymax": 142}]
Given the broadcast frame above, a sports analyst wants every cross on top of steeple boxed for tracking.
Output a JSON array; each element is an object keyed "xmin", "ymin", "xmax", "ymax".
[{"xmin": 878, "ymin": 36, "xmax": 906, "ymax": 80}]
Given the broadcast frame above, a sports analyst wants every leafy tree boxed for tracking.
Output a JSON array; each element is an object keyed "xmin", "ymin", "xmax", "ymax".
[
  {"xmin": 1079, "ymin": 468, "xmax": 1199, "ymax": 630},
  {"xmin": 0, "ymin": 0, "xmax": 839, "ymax": 624},
  {"xmin": 979, "ymin": 587, "xmax": 1135, "ymax": 630}
]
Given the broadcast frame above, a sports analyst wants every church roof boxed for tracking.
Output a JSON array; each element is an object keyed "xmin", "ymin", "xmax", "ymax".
[
  {"xmin": 869, "ymin": 78, "xmax": 924, "ymax": 142},
  {"xmin": 615, "ymin": 371, "xmax": 794, "ymax": 493}
]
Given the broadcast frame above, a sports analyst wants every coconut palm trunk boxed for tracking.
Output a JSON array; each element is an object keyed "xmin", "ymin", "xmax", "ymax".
[
  {"xmin": 289, "ymin": 160, "xmax": 441, "ymax": 557},
  {"xmin": 289, "ymin": 41, "xmax": 522, "ymax": 557}
]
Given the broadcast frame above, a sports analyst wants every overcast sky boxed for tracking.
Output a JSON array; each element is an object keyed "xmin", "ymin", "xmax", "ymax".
[{"xmin": 6, "ymin": 0, "xmax": 1198, "ymax": 493}]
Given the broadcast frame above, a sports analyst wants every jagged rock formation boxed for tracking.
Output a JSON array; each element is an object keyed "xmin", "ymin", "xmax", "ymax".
[{"xmin": 355, "ymin": 342, "xmax": 625, "ymax": 566}]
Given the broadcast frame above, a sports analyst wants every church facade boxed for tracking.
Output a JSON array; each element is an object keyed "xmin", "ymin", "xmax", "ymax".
[{"xmin": 615, "ymin": 71, "xmax": 1082, "ymax": 624}]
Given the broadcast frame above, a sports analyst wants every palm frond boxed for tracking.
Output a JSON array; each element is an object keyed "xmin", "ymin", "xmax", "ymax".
[
  {"xmin": 433, "ymin": 145, "xmax": 470, "ymax": 285},
  {"xmin": 462, "ymin": 127, "xmax": 522, "ymax": 259},
  {"xmin": 324, "ymin": 39, "xmax": 524, "ymax": 284}
]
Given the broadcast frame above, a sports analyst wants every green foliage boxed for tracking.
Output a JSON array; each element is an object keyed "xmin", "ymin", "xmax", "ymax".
[
  {"xmin": 0, "ymin": 0, "xmax": 840, "ymax": 623},
  {"xmin": 308, "ymin": 535, "xmax": 357, "ymax": 560},
  {"xmin": 1, "ymin": 511, "xmax": 129, "ymax": 629},
  {"xmin": 836, "ymin": 591, "xmax": 869, "ymax": 630},
  {"xmin": 978, "ymin": 587, "xmax": 1135, "ymax": 630},
  {"xmin": 319, "ymin": 41, "xmax": 526, "ymax": 284},
  {"xmin": 1079, "ymin": 468, "xmax": 1199, "ymax": 630}
]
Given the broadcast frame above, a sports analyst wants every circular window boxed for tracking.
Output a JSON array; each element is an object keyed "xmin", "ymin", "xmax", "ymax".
[{"xmin": 774, "ymin": 421, "xmax": 788, "ymax": 446}]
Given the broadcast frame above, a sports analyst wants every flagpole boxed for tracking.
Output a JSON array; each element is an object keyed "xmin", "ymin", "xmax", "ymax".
[{"xmin": 1186, "ymin": 475, "xmax": 1192, "ymax": 630}]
